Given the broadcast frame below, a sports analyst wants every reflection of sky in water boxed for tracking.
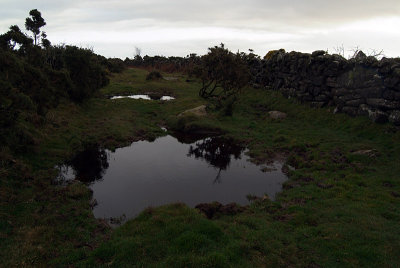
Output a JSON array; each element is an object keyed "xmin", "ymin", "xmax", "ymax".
[
  {"xmin": 58, "ymin": 135, "xmax": 287, "ymax": 220},
  {"xmin": 110, "ymin": 95, "xmax": 175, "ymax": 100}
]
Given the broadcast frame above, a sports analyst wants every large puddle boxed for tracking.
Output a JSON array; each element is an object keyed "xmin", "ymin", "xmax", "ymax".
[
  {"xmin": 58, "ymin": 135, "xmax": 287, "ymax": 221},
  {"xmin": 110, "ymin": 94, "xmax": 175, "ymax": 101}
]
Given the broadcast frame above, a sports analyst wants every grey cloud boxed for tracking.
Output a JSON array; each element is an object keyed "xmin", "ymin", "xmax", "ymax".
[
  {"xmin": 1, "ymin": 0, "xmax": 399, "ymax": 58},
  {"xmin": 68, "ymin": 0, "xmax": 400, "ymax": 27},
  {"xmin": 3, "ymin": 0, "xmax": 400, "ymax": 31}
]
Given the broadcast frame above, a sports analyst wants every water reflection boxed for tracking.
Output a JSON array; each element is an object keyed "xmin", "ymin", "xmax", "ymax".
[
  {"xmin": 58, "ymin": 135, "xmax": 288, "ymax": 221},
  {"xmin": 63, "ymin": 146, "xmax": 109, "ymax": 184},
  {"xmin": 110, "ymin": 95, "xmax": 175, "ymax": 101},
  {"xmin": 187, "ymin": 137, "xmax": 244, "ymax": 183}
]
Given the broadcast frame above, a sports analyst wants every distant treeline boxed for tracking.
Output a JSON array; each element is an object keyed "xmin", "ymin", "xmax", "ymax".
[
  {"xmin": 124, "ymin": 54, "xmax": 200, "ymax": 74},
  {"xmin": 0, "ymin": 9, "xmax": 126, "ymax": 151},
  {"xmin": 124, "ymin": 49, "xmax": 261, "ymax": 78}
]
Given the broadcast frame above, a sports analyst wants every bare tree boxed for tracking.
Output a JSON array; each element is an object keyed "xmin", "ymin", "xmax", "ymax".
[
  {"xmin": 333, "ymin": 44, "xmax": 345, "ymax": 58},
  {"xmin": 347, "ymin": 45, "xmax": 385, "ymax": 60},
  {"xmin": 367, "ymin": 48, "xmax": 385, "ymax": 59},
  {"xmin": 135, "ymin": 46, "xmax": 142, "ymax": 57}
]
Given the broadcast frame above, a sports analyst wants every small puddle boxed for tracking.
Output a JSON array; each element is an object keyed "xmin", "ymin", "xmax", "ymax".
[
  {"xmin": 110, "ymin": 95, "xmax": 175, "ymax": 101},
  {"xmin": 163, "ymin": 77, "xmax": 179, "ymax": 81},
  {"xmin": 57, "ymin": 135, "xmax": 288, "ymax": 222}
]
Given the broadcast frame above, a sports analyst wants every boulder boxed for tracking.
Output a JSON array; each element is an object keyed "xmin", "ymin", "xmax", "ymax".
[
  {"xmin": 368, "ymin": 110, "xmax": 388, "ymax": 123},
  {"xmin": 358, "ymin": 104, "xmax": 372, "ymax": 116},
  {"xmin": 352, "ymin": 149, "xmax": 378, "ymax": 157},
  {"xmin": 268, "ymin": 111, "xmax": 287, "ymax": 119},
  {"xmin": 366, "ymin": 98, "xmax": 400, "ymax": 110},
  {"xmin": 342, "ymin": 106, "xmax": 359, "ymax": 116},
  {"xmin": 389, "ymin": 110, "xmax": 400, "ymax": 125},
  {"xmin": 312, "ymin": 50, "xmax": 326, "ymax": 57},
  {"xmin": 178, "ymin": 105, "xmax": 207, "ymax": 117},
  {"xmin": 354, "ymin": 51, "xmax": 367, "ymax": 61},
  {"xmin": 345, "ymin": 98, "xmax": 365, "ymax": 107}
]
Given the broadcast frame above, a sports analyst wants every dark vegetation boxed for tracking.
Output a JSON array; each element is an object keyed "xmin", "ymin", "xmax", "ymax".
[
  {"xmin": 125, "ymin": 53, "xmax": 200, "ymax": 73},
  {"xmin": 192, "ymin": 44, "xmax": 250, "ymax": 114},
  {"xmin": 0, "ymin": 10, "xmax": 125, "ymax": 151},
  {"xmin": 145, "ymin": 70, "xmax": 163, "ymax": 80},
  {"xmin": 125, "ymin": 44, "xmax": 256, "ymax": 115},
  {"xmin": 195, "ymin": 44, "xmax": 249, "ymax": 99}
]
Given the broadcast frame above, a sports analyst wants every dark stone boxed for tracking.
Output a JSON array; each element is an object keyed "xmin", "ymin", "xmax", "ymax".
[
  {"xmin": 366, "ymin": 98, "xmax": 400, "ymax": 110},
  {"xmin": 384, "ymin": 75, "xmax": 400, "ymax": 88},
  {"xmin": 352, "ymin": 149, "xmax": 378, "ymax": 157},
  {"xmin": 268, "ymin": 111, "xmax": 287, "ymax": 119},
  {"xmin": 345, "ymin": 98, "xmax": 365, "ymax": 107},
  {"xmin": 314, "ymin": 94, "xmax": 329, "ymax": 102},
  {"xmin": 338, "ymin": 66, "xmax": 380, "ymax": 89},
  {"xmin": 312, "ymin": 50, "xmax": 326, "ymax": 57},
  {"xmin": 312, "ymin": 76, "xmax": 324, "ymax": 86},
  {"xmin": 365, "ymin": 75, "xmax": 384, "ymax": 88},
  {"xmin": 296, "ymin": 93, "xmax": 314, "ymax": 102},
  {"xmin": 333, "ymin": 88, "xmax": 350, "ymax": 96},
  {"xmin": 393, "ymin": 68, "xmax": 400, "ymax": 78},
  {"xmin": 338, "ymin": 94, "xmax": 361, "ymax": 102},
  {"xmin": 342, "ymin": 106, "xmax": 359, "ymax": 116},
  {"xmin": 354, "ymin": 51, "xmax": 367, "ymax": 61},
  {"xmin": 358, "ymin": 104, "xmax": 372, "ymax": 116},
  {"xmin": 326, "ymin": 77, "xmax": 337, "ymax": 87},
  {"xmin": 333, "ymin": 106, "xmax": 342, "ymax": 114},
  {"xmin": 368, "ymin": 110, "xmax": 389, "ymax": 123},
  {"xmin": 332, "ymin": 54, "xmax": 346, "ymax": 62},
  {"xmin": 383, "ymin": 90, "xmax": 396, "ymax": 100},
  {"xmin": 355, "ymin": 87, "xmax": 383, "ymax": 98},
  {"xmin": 365, "ymin": 56, "xmax": 378, "ymax": 65},
  {"xmin": 310, "ymin": 102, "xmax": 326, "ymax": 108},
  {"xmin": 378, "ymin": 59, "xmax": 390, "ymax": 73},
  {"xmin": 389, "ymin": 110, "xmax": 400, "ymax": 126}
]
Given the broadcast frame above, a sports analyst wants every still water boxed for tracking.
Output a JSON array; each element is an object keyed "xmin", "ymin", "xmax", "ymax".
[
  {"xmin": 110, "ymin": 95, "xmax": 175, "ymax": 100},
  {"xmin": 58, "ymin": 135, "xmax": 287, "ymax": 220}
]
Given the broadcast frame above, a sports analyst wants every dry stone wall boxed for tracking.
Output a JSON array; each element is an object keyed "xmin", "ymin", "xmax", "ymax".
[{"xmin": 252, "ymin": 49, "xmax": 400, "ymax": 125}]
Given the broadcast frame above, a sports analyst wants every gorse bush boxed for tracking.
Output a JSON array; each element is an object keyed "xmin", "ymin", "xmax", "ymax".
[
  {"xmin": 0, "ymin": 9, "xmax": 117, "ymax": 150},
  {"xmin": 105, "ymin": 58, "xmax": 126, "ymax": 73},
  {"xmin": 146, "ymin": 70, "xmax": 163, "ymax": 80},
  {"xmin": 195, "ymin": 44, "xmax": 250, "ymax": 100},
  {"xmin": 192, "ymin": 44, "xmax": 250, "ymax": 113},
  {"xmin": 62, "ymin": 46, "xmax": 109, "ymax": 101}
]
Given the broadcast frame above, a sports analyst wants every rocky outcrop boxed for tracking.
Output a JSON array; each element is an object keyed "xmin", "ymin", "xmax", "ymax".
[
  {"xmin": 178, "ymin": 105, "xmax": 207, "ymax": 117},
  {"xmin": 251, "ymin": 49, "xmax": 400, "ymax": 124}
]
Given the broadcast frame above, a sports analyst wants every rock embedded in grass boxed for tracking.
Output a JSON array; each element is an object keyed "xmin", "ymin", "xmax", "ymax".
[
  {"xmin": 268, "ymin": 111, "xmax": 287, "ymax": 119},
  {"xmin": 389, "ymin": 110, "xmax": 400, "ymax": 125},
  {"xmin": 178, "ymin": 105, "xmax": 207, "ymax": 117}
]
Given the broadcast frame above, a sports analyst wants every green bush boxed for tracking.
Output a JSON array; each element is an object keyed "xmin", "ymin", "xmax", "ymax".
[
  {"xmin": 106, "ymin": 58, "xmax": 126, "ymax": 73},
  {"xmin": 62, "ymin": 46, "xmax": 109, "ymax": 102},
  {"xmin": 0, "ymin": 10, "xmax": 110, "ymax": 149},
  {"xmin": 146, "ymin": 70, "xmax": 163, "ymax": 80}
]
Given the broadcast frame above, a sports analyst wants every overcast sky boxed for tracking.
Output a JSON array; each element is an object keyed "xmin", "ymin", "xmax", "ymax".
[{"xmin": 1, "ymin": 0, "xmax": 400, "ymax": 58}]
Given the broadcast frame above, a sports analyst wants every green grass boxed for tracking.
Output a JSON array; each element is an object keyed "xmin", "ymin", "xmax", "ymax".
[{"xmin": 1, "ymin": 67, "xmax": 400, "ymax": 267}]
